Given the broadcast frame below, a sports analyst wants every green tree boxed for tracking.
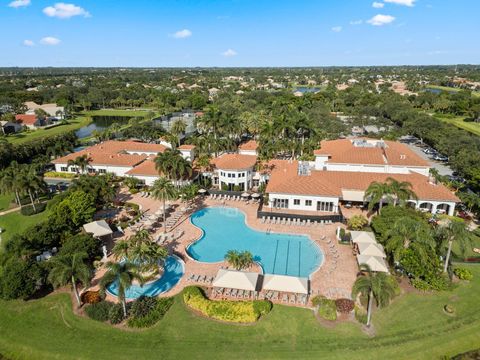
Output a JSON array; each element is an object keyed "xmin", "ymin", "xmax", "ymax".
[
  {"xmin": 54, "ymin": 190, "xmax": 96, "ymax": 228},
  {"xmin": 224, "ymin": 250, "xmax": 254, "ymax": 270},
  {"xmin": 436, "ymin": 220, "xmax": 472, "ymax": 273},
  {"xmin": 364, "ymin": 181, "xmax": 392, "ymax": 212},
  {"xmin": 48, "ymin": 252, "xmax": 92, "ymax": 307},
  {"xmin": 386, "ymin": 177, "xmax": 417, "ymax": 206},
  {"xmin": 100, "ymin": 261, "xmax": 143, "ymax": 317},
  {"xmin": 150, "ymin": 177, "xmax": 177, "ymax": 233},
  {"xmin": 347, "ymin": 215, "xmax": 368, "ymax": 230},
  {"xmin": 351, "ymin": 265, "xmax": 396, "ymax": 327}
]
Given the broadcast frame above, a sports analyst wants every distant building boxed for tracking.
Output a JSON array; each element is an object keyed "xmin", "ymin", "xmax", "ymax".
[
  {"xmin": 15, "ymin": 114, "xmax": 51, "ymax": 129},
  {"xmin": 0, "ymin": 120, "xmax": 22, "ymax": 134},
  {"xmin": 153, "ymin": 110, "xmax": 197, "ymax": 135},
  {"xmin": 24, "ymin": 101, "xmax": 64, "ymax": 119}
]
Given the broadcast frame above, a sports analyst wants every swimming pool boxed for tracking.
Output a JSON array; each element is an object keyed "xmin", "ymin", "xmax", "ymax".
[
  {"xmin": 188, "ymin": 207, "xmax": 323, "ymax": 277},
  {"xmin": 106, "ymin": 256, "xmax": 184, "ymax": 299}
]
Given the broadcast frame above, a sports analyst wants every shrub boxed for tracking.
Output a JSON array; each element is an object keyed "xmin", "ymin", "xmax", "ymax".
[
  {"xmin": 44, "ymin": 171, "xmax": 76, "ymax": 179},
  {"xmin": 355, "ymin": 306, "xmax": 368, "ymax": 324},
  {"xmin": 411, "ymin": 275, "xmax": 451, "ymax": 291},
  {"xmin": 453, "ymin": 267, "xmax": 473, "ymax": 281},
  {"xmin": 311, "ymin": 296, "xmax": 337, "ymax": 321},
  {"xmin": 85, "ymin": 301, "xmax": 114, "ymax": 322},
  {"xmin": 81, "ymin": 291, "xmax": 101, "ymax": 305},
  {"xmin": 108, "ymin": 303, "xmax": 125, "ymax": 324},
  {"xmin": 129, "ymin": 296, "xmax": 158, "ymax": 318},
  {"xmin": 20, "ymin": 202, "xmax": 47, "ymax": 216},
  {"xmin": 347, "ymin": 215, "xmax": 368, "ymax": 231},
  {"xmin": 128, "ymin": 297, "xmax": 174, "ymax": 328},
  {"xmin": 335, "ymin": 298, "xmax": 355, "ymax": 313},
  {"xmin": 183, "ymin": 286, "xmax": 271, "ymax": 323}
]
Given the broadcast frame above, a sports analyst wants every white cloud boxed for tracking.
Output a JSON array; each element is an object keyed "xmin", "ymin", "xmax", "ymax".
[
  {"xmin": 331, "ymin": 26, "xmax": 342, "ymax": 32},
  {"xmin": 172, "ymin": 29, "xmax": 192, "ymax": 39},
  {"xmin": 367, "ymin": 14, "xmax": 395, "ymax": 26},
  {"xmin": 384, "ymin": 0, "xmax": 416, "ymax": 6},
  {"xmin": 23, "ymin": 39, "xmax": 35, "ymax": 46},
  {"xmin": 40, "ymin": 36, "xmax": 61, "ymax": 45},
  {"xmin": 43, "ymin": 3, "xmax": 90, "ymax": 19},
  {"xmin": 222, "ymin": 49, "xmax": 237, "ymax": 57},
  {"xmin": 372, "ymin": 2, "xmax": 384, "ymax": 8},
  {"xmin": 8, "ymin": 0, "xmax": 30, "ymax": 8},
  {"xmin": 350, "ymin": 20, "xmax": 363, "ymax": 25}
]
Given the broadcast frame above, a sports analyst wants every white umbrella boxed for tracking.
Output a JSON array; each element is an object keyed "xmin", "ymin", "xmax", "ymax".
[
  {"xmin": 251, "ymin": 193, "xmax": 260, "ymax": 198},
  {"xmin": 198, "ymin": 188, "xmax": 207, "ymax": 194},
  {"xmin": 241, "ymin": 192, "xmax": 250, "ymax": 198}
]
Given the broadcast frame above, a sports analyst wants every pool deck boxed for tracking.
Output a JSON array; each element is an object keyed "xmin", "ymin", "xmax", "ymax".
[{"xmin": 90, "ymin": 190, "xmax": 357, "ymax": 306}]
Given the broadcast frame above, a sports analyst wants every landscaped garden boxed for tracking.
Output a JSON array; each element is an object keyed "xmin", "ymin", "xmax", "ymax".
[{"xmin": 0, "ymin": 264, "xmax": 479, "ymax": 359}]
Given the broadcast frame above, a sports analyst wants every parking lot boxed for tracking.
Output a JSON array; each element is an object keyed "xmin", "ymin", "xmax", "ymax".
[{"xmin": 405, "ymin": 142, "xmax": 454, "ymax": 177}]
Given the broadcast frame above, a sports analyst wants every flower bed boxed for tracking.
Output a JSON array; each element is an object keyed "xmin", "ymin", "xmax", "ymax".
[{"xmin": 183, "ymin": 286, "xmax": 272, "ymax": 323}]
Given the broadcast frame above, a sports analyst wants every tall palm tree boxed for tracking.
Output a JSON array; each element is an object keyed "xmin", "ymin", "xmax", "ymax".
[
  {"xmin": 67, "ymin": 155, "xmax": 92, "ymax": 174},
  {"xmin": 386, "ymin": 178, "xmax": 417, "ymax": 206},
  {"xmin": 351, "ymin": 265, "xmax": 396, "ymax": 327},
  {"xmin": 100, "ymin": 261, "xmax": 143, "ymax": 317},
  {"xmin": 150, "ymin": 177, "xmax": 177, "ymax": 233},
  {"xmin": 436, "ymin": 221, "xmax": 472, "ymax": 273},
  {"xmin": 170, "ymin": 119, "xmax": 187, "ymax": 147},
  {"xmin": 112, "ymin": 240, "xmax": 130, "ymax": 260},
  {"xmin": 364, "ymin": 181, "xmax": 392, "ymax": 212},
  {"xmin": 48, "ymin": 252, "xmax": 91, "ymax": 307}
]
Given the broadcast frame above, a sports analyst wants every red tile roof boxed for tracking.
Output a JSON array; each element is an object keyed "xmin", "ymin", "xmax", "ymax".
[
  {"xmin": 125, "ymin": 160, "xmax": 160, "ymax": 176},
  {"xmin": 266, "ymin": 160, "xmax": 459, "ymax": 202},
  {"xmin": 212, "ymin": 153, "xmax": 257, "ymax": 170},
  {"xmin": 238, "ymin": 140, "xmax": 258, "ymax": 151},
  {"xmin": 178, "ymin": 144, "xmax": 196, "ymax": 150},
  {"xmin": 15, "ymin": 114, "xmax": 38, "ymax": 125},
  {"xmin": 314, "ymin": 138, "xmax": 429, "ymax": 167}
]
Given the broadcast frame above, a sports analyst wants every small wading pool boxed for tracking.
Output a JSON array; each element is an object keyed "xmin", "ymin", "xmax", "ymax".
[
  {"xmin": 187, "ymin": 207, "xmax": 324, "ymax": 277},
  {"xmin": 106, "ymin": 256, "xmax": 184, "ymax": 299}
]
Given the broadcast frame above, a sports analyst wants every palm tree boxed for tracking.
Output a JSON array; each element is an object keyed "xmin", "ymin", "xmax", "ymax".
[
  {"xmin": 170, "ymin": 119, "xmax": 187, "ymax": 147},
  {"xmin": 364, "ymin": 181, "xmax": 392, "ymax": 212},
  {"xmin": 386, "ymin": 217, "xmax": 435, "ymax": 262},
  {"xmin": 150, "ymin": 177, "xmax": 177, "ymax": 233},
  {"xmin": 67, "ymin": 155, "xmax": 92, "ymax": 174},
  {"xmin": 180, "ymin": 183, "xmax": 199, "ymax": 207},
  {"xmin": 100, "ymin": 261, "xmax": 143, "ymax": 317},
  {"xmin": 48, "ymin": 252, "xmax": 91, "ymax": 308},
  {"xmin": 112, "ymin": 240, "xmax": 130, "ymax": 260},
  {"xmin": 351, "ymin": 265, "xmax": 396, "ymax": 327},
  {"xmin": 436, "ymin": 221, "xmax": 472, "ymax": 273},
  {"xmin": 386, "ymin": 178, "xmax": 417, "ymax": 206},
  {"xmin": 224, "ymin": 250, "xmax": 254, "ymax": 270}
]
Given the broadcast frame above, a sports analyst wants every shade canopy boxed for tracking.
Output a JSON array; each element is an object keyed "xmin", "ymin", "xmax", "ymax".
[
  {"xmin": 83, "ymin": 220, "xmax": 113, "ymax": 238},
  {"xmin": 356, "ymin": 254, "xmax": 389, "ymax": 273},
  {"xmin": 357, "ymin": 242, "xmax": 386, "ymax": 258},
  {"xmin": 212, "ymin": 269, "xmax": 259, "ymax": 291},
  {"xmin": 341, "ymin": 189, "xmax": 365, "ymax": 202},
  {"xmin": 262, "ymin": 274, "xmax": 309, "ymax": 294},
  {"xmin": 350, "ymin": 231, "xmax": 377, "ymax": 244}
]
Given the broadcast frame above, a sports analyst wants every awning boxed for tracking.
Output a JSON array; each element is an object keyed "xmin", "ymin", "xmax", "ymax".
[
  {"xmin": 262, "ymin": 274, "xmax": 309, "ymax": 294},
  {"xmin": 357, "ymin": 242, "xmax": 386, "ymax": 258},
  {"xmin": 212, "ymin": 269, "xmax": 259, "ymax": 291},
  {"xmin": 83, "ymin": 220, "xmax": 113, "ymax": 238},
  {"xmin": 351, "ymin": 231, "xmax": 377, "ymax": 244},
  {"xmin": 356, "ymin": 254, "xmax": 389, "ymax": 273},
  {"xmin": 341, "ymin": 189, "xmax": 365, "ymax": 202}
]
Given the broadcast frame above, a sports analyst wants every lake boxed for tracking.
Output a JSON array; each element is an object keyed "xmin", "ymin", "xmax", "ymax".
[{"xmin": 75, "ymin": 115, "xmax": 140, "ymax": 138}]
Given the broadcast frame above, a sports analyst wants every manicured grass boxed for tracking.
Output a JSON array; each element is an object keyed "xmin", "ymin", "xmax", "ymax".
[
  {"xmin": 6, "ymin": 117, "xmax": 90, "ymax": 145},
  {"xmin": 0, "ymin": 209, "xmax": 49, "ymax": 242},
  {"xmin": 435, "ymin": 114, "xmax": 480, "ymax": 136},
  {"xmin": 0, "ymin": 265, "xmax": 479, "ymax": 359},
  {"xmin": 427, "ymin": 85, "xmax": 480, "ymax": 98},
  {"xmin": 0, "ymin": 194, "xmax": 14, "ymax": 212},
  {"xmin": 83, "ymin": 109, "xmax": 152, "ymax": 117}
]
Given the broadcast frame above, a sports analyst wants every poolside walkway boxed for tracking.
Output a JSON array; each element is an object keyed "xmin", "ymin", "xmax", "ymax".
[{"xmin": 91, "ymin": 191, "xmax": 358, "ymax": 305}]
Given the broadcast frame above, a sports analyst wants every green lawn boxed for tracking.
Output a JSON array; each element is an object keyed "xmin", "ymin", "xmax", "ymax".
[
  {"xmin": 0, "ymin": 265, "xmax": 479, "ymax": 360},
  {"xmin": 0, "ymin": 209, "xmax": 49, "ymax": 242},
  {"xmin": 427, "ymin": 85, "xmax": 480, "ymax": 98},
  {"xmin": 6, "ymin": 116, "xmax": 90, "ymax": 145},
  {"xmin": 435, "ymin": 114, "xmax": 480, "ymax": 136},
  {"xmin": 0, "ymin": 194, "xmax": 14, "ymax": 212}
]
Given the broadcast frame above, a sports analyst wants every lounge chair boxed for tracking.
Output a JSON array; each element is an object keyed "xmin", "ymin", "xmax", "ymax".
[
  {"xmin": 261, "ymin": 216, "xmax": 266, "ymax": 224},
  {"xmin": 245, "ymin": 291, "xmax": 251, "ymax": 299},
  {"xmin": 231, "ymin": 289, "xmax": 238, "ymax": 297},
  {"xmin": 237, "ymin": 290, "xmax": 244, "ymax": 298},
  {"xmin": 290, "ymin": 295, "xmax": 296, "ymax": 304},
  {"xmin": 272, "ymin": 291, "xmax": 279, "ymax": 301},
  {"xmin": 282, "ymin": 293, "xmax": 288, "ymax": 302},
  {"xmin": 225, "ymin": 288, "xmax": 231, "ymax": 296},
  {"xmin": 187, "ymin": 274, "xmax": 195, "ymax": 281},
  {"xmin": 194, "ymin": 274, "xmax": 201, "ymax": 282},
  {"xmin": 307, "ymin": 219, "xmax": 311, "ymax": 226}
]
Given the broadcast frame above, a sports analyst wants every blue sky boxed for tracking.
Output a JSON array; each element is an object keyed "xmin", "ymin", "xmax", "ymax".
[{"xmin": 1, "ymin": 0, "xmax": 479, "ymax": 67}]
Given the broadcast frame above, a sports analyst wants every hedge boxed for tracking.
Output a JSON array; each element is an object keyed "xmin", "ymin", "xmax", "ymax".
[
  {"xmin": 183, "ymin": 286, "xmax": 272, "ymax": 323},
  {"xmin": 20, "ymin": 202, "xmax": 47, "ymax": 216},
  {"xmin": 44, "ymin": 171, "xmax": 76, "ymax": 179},
  {"xmin": 127, "ymin": 296, "xmax": 174, "ymax": 328},
  {"xmin": 85, "ymin": 301, "xmax": 114, "ymax": 322}
]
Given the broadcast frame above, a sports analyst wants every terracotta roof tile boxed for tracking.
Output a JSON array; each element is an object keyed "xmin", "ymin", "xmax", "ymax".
[
  {"xmin": 238, "ymin": 140, "xmax": 258, "ymax": 151},
  {"xmin": 15, "ymin": 114, "xmax": 38, "ymax": 125},
  {"xmin": 212, "ymin": 153, "xmax": 257, "ymax": 170}
]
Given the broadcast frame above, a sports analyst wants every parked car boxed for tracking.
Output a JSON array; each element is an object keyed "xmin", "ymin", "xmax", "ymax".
[
  {"xmin": 433, "ymin": 154, "xmax": 448, "ymax": 162},
  {"xmin": 423, "ymin": 148, "xmax": 437, "ymax": 154}
]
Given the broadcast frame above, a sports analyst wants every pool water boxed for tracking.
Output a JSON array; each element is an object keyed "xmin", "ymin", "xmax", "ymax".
[
  {"xmin": 106, "ymin": 256, "xmax": 184, "ymax": 299},
  {"xmin": 188, "ymin": 207, "xmax": 323, "ymax": 277}
]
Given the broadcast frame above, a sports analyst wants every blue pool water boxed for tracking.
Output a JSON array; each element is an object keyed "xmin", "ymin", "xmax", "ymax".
[
  {"xmin": 106, "ymin": 256, "xmax": 184, "ymax": 299},
  {"xmin": 188, "ymin": 207, "xmax": 323, "ymax": 277}
]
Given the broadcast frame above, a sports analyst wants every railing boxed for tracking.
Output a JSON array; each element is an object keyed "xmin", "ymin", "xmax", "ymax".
[
  {"xmin": 257, "ymin": 201, "xmax": 345, "ymax": 223},
  {"xmin": 207, "ymin": 189, "xmax": 252, "ymax": 198}
]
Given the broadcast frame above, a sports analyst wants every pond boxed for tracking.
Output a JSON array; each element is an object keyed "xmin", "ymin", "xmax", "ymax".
[{"xmin": 75, "ymin": 115, "xmax": 141, "ymax": 138}]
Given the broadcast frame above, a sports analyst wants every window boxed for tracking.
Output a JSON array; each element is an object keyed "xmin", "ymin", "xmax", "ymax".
[
  {"xmin": 317, "ymin": 201, "xmax": 334, "ymax": 212},
  {"xmin": 60, "ymin": 167, "xmax": 67, "ymax": 172},
  {"xmin": 293, "ymin": 199, "xmax": 300, "ymax": 205},
  {"xmin": 305, "ymin": 200, "xmax": 312, "ymax": 206},
  {"xmin": 273, "ymin": 198, "xmax": 289, "ymax": 209},
  {"xmin": 98, "ymin": 169, "xmax": 107, "ymax": 174},
  {"xmin": 70, "ymin": 167, "xmax": 78, "ymax": 173},
  {"xmin": 221, "ymin": 172, "xmax": 225, "ymax": 176}
]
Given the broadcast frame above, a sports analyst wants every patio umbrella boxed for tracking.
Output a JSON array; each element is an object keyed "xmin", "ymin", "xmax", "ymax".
[
  {"xmin": 198, "ymin": 188, "xmax": 207, "ymax": 194},
  {"xmin": 241, "ymin": 192, "xmax": 250, "ymax": 198},
  {"xmin": 251, "ymin": 193, "xmax": 260, "ymax": 198}
]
